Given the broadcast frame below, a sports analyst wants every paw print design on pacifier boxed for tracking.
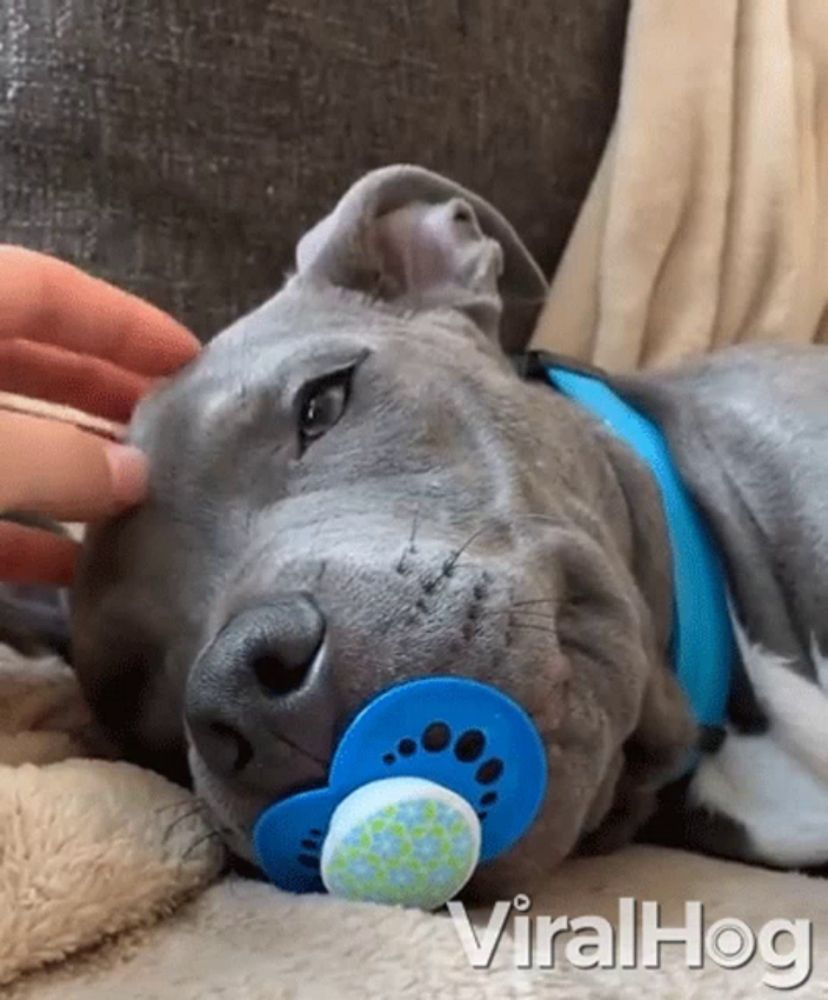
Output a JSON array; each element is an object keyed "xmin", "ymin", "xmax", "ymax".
[{"xmin": 253, "ymin": 677, "xmax": 548, "ymax": 910}]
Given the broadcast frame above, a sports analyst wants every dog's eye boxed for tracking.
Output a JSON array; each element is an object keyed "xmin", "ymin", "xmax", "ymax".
[{"xmin": 297, "ymin": 370, "xmax": 352, "ymax": 449}]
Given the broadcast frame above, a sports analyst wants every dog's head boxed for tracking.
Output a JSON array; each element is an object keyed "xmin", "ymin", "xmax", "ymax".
[{"xmin": 72, "ymin": 166, "xmax": 694, "ymax": 892}]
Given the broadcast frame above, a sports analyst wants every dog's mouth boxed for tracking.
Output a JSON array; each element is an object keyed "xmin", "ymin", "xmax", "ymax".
[{"xmin": 228, "ymin": 854, "xmax": 267, "ymax": 880}]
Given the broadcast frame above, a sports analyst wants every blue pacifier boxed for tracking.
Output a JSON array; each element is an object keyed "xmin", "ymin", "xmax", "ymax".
[{"xmin": 253, "ymin": 677, "xmax": 547, "ymax": 910}]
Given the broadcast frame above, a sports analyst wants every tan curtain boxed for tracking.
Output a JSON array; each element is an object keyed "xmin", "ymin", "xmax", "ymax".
[{"xmin": 532, "ymin": 0, "xmax": 828, "ymax": 371}]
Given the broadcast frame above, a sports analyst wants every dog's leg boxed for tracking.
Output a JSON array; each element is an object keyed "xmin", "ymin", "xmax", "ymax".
[
  {"xmin": 728, "ymin": 619, "xmax": 828, "ymax": 784},
  {"xmin": 683, "ymin": 621, "xmax": 828, "ymax": 868}
]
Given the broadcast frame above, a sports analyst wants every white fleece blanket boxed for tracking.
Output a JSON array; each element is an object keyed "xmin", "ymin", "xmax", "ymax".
[{"xmin": 1, "ymin": 643, "xmax": 826, "ymax": 997}]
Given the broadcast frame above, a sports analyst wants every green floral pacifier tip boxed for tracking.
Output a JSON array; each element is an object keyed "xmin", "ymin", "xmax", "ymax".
[{"xmin": 320, "ymin": 777, "xmax": 481, "ymax": 911}]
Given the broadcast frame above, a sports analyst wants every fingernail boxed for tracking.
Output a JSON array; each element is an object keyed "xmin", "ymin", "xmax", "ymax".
[{"xmin": 104, "ymin": 443, "xmax": 149, "ymax": 508}]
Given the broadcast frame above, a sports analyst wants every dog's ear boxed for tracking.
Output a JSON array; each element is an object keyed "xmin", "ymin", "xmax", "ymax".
[{"xmin": 294, "ymin": 165, "xmax": 548, "ymax": 352}]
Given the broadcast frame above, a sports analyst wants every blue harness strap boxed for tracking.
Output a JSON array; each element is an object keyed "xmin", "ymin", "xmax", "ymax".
[{"xmin": 542, "ymin": 362, "xmax": 735, "ymax": 730}]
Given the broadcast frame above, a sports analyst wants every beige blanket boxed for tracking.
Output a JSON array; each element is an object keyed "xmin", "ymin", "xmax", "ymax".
[
  {"xmin": 4, "ymin": 1, "xmax": 828, "ymax": 995},
  {"xmin": 533, "ymin": 0, "xmax": 828, "ymax": 369},
  {"xmin": 2, "ymin": 643, "xmax": 827, "ymax": 998}
]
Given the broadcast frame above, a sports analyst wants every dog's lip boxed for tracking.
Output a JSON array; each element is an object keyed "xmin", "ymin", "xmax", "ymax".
[{"xmin": 228, "ymin": 852, "xmax": 267, "ymax": 880}]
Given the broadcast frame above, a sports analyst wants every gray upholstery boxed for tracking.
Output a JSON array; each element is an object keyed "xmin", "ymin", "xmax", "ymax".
[{"xmin": 0, "ymin": 0, "xmax": 626, "ymax": 341}]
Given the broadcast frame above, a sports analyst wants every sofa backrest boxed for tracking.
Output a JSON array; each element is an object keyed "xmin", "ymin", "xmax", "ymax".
[{"xmin": 0, "ymin": 0, "xmax": 627, "ymax": 340}]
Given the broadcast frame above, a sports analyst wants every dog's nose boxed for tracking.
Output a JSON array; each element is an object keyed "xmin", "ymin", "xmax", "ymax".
[{"xmin": 185, "ymin": 595, "xmax": 335, "ymax": 787}]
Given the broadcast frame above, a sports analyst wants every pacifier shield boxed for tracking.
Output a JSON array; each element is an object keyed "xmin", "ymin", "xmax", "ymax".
[{"xmin": 253, "ymin": 677, "xmax": 547, "ymax": 897}]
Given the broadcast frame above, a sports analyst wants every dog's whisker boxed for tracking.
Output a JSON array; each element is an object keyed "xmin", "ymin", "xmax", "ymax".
[
  {"xmin": 508, "ymin": 597, "xmax": 557, "ymax": 608},
  {"xmin": 180, "ymin": 829, "xmax": 226, "ymax": 864},
  {"xmin": 504, "ymin": 622, "xmax": 559, "ymax": 636},
  {"xmin": 479, "ymin": 608, "xmax": 558, "ymax": 623},
  {"xmin": 408, "ymin": 506, "xmax": 421, "ymax": 552},
  {"xmin": 163, "ymin": 805, "xmax": 215, "ymax": 843},
  {"xmin": 155, "ymin": 797, "xmax": 210, "ymax": 817},
  {"xmin": 444, "ymin": 511, "xmax": 564, "ymax": 577},
  {"xmin": 275, "ymin": 732, "xmax": 327, "ymax": 769},
  {"xmin": 442, "ymin": 522, "xmax": 503, "ymax": 576},
  {"xmin": 504, "ymin": 603, "xmax": 557, "ymax": 618},
  {"xmin": 396, "ymin": 507, "xmax": 422, "ymax": 572}
]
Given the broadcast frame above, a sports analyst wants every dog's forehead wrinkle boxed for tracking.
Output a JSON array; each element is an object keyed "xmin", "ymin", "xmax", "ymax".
[
  {"xmin": 202, "ymin": 281, "xmax": 504, "ymax": 375},
  {"xmin": 134, "ymin": 340, "xmax": 529, "ymax": 520}
]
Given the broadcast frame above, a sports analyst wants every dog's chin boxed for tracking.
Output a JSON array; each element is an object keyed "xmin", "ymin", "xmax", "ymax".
[{"xmin": 187, "ymin": 746, "xmax": 267, "ymax": 865}]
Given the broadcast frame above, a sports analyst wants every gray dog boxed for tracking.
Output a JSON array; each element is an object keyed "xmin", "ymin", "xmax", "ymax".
[{"xmin": 67, "ymin": 165, "xmax": 828, "ymax": 894}]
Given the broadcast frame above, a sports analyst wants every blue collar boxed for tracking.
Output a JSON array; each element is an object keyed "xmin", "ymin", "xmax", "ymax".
[{"xmin": 536, "ymin": 359, "xmax": 735, "ymax": 731}]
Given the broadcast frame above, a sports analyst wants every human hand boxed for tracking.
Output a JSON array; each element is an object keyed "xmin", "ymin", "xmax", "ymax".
[{"xmin": 0, "ymin": 247, "xmax": 200, "ymax": 585}]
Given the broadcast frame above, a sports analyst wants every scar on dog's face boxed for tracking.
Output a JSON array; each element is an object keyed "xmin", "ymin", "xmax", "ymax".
[{"xmin": 72, "ymin": 167, "xmax": 693, "ymax": 889}]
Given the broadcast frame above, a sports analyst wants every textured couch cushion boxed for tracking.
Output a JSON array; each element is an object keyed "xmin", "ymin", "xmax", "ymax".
[{"xmin": 1, "ymin": 0, "xmax": 626, "ymax": 340}]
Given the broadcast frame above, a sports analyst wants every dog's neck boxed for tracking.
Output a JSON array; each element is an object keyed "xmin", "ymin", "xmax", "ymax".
[{"xmin": 516, "ymin": 350, "xmax": 736, "ymax": 735}]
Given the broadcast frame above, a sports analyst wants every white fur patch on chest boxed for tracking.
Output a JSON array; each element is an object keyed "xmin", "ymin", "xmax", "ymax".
[{"xmin": 687, "ymin": 618, "xmax": 828, "ymax": 866}]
